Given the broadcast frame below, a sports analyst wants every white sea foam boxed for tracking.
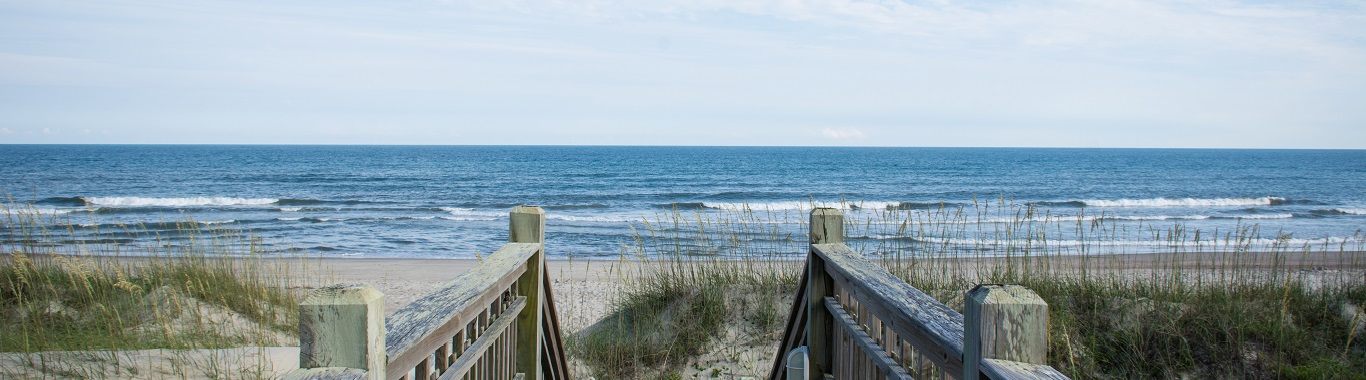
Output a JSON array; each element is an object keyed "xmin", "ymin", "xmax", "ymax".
[
  {"xmin": 1083, "ymin": 197, "xmax": 1285, "ymax": 208},
  {"xmin": 83, "ymin": 196, "xmax": 279, "ymax": 207},
  {"xmin": 700, "ymin": 201, "xmax": 894, "ymax": 211},
  {"xmin": 1103, "ymin": 215, "xmax": 1211, "ymax": 221},
  {"xmin": 199, "ymin": 220, "xmax": 236, "ymax": 225},
  {"xmin": 440, "ymin": 207, "xmax": 505, "ymax": 219},
  {"xmin": 1230, "ymin": 213, "xmax": 1294, "ymax": 220},
  {"xmin": 1334, "ymin": 208, "xmax": 1366, "ymax": 215},
  {"xmin": 438, "ymin": 216, "xmax": 499, "ymax": 222},
  {"xmin": 279, "ymin": 207, "xmax": 302, "ymax": 212},
  {"xmin": 548, "ymin": 215, "xmax": 635, "ymax": 223},
  {"xmin": 1, "ymin": 207, "xmax": 72, "ymax": 215},
  {"xmin": 277, "ymin": 217, "xmax": 303, "ymax": 221}
]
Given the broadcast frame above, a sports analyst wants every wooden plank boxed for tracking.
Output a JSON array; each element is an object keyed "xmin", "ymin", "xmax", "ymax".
[
  {"xmin": 807, "ymin": 208, "xmax": 841, "ymax": 377},
  {"xmin": 280, "ymin": 367, "xmax": 369, "ymax": 380},
  {"xmin": 437, "ymin": 297, "xmax": 527, "ymax": 380},
  {"xmin": 980, "ymin": 359, "xmax": 1069, "ymax": 380},
  {"xmin": 812, "ymin": 243, "xmax": 967, "ymax": 376},
  {"xmin": 540, "ymin": 272, "xmax": 570, "ymax": 380},
  {"xmin": 809, "ymin": 253, "xmax": 834, "ymax": 377},
  {"xmin": 386, "ymin": 242, "xmax": 540, "ymax": 378},
  {"xmin": 819, "ymin": 296, "xmax": 907, "ymax": 380},
  {"xmin": 511, "ymin": 206, "xmax": 546, "ymax": 380}
]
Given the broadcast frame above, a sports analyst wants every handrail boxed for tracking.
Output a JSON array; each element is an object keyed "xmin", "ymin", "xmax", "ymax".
[
  {"xmin": 771, "ymin": 208, "xmax": 1069, "ymax": 380},
  {"xmin": 440, "ymin": 297, "xmax": 526, "ymax": 380},
  {"xmin": 282, "ymin": 206, "xmax": 569, "ymax": 380},
  {"xmin": 823, "ymin": 297, "xmax": 914, "ymax": 380},
  {"xmin": 385, "ymin": 242, "xmax": 537, "ymax": 378},
  {"xmin": 813, "ymin": 242, "xmax": 967, "ymax": 374}
]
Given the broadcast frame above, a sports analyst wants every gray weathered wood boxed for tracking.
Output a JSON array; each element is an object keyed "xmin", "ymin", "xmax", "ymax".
[
  {"xmin": 510, "ymin": 206, "xmax": 545, "ymax": 244},
  {"xmin": 298, "ymin": 284, "xmax": 386, "ymax": 379},
  {"xmin": 824, "ymin": 297, "xmax": 915, "ymax": 380},
  {"xmin": 965, "ymin": 285, "xmax": 1049, "ymax": 380},
  {"xmin": 511, "ymin": 206, "xmax": 546, "ymax": 380},
  {"xmin": 812, "ymin": 242, "xmax": 967, "ymax": 375},
  {"xmin": 385, "ymin": 242, "xmax": 539, "ymax": 378},
  {"xmin": 980, "ymin": 359, "xmax": 1070, "ymax": 379},
  {"xmin": 438, "ymin": 297, "xmax": 527, "ymax": 380},
  {"xmin": 807, "ymin": 208, "xmax": 841, "ymax": 377},
  {"xmin": 810, "ymin": 207, "xmax": 843, "ymax": 245},
  {"xmin": 279, "ymin": 367, "xmax": 368, "ymax": 380},
  {"xmin": 540, "ymin": 271, "xmax": 570, "ymax": 380}
]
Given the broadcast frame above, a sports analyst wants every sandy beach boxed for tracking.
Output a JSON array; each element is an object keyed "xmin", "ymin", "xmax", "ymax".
[
  {"xmin": 3, "ymin": 250, "xmax": 1363, "ymax": 379},
  {"xmin": 309, "ymin": 257, "xmax": 645, "ymax": 332}
]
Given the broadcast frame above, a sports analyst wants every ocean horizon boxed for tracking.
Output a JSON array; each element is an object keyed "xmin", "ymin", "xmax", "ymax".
[{"xmin": 3, "ymin": 145, "xmax": 1363, "ymax": 258}]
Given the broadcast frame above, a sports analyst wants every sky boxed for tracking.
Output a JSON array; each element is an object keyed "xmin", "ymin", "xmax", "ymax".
[{"xmin": 1, "ymin": 0, "xmax": 1364, "ymax": 148}]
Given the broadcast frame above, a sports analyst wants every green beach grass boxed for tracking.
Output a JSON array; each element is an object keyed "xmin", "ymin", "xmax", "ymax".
[
  {"xmin": 572, "ymin": 200, "xmax": 1366, "ymax": 379},
  {"xmin": 1, "ymin": 202, "xmax": 314, "ymax": 378},
  {"xmin": 4, "ymin": 199, "xmax": 1365, "ymax": 379}
]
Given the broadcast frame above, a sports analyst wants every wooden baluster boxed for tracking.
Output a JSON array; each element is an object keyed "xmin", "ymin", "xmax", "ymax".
[{"xmin": 417, "ymin": 357, "xmax": 432, "ymax": 380}]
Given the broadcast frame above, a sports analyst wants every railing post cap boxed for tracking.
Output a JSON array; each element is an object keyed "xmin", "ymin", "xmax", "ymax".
[
  {"xmin": 968, "ymin": 284, "xmax": 1045, "ymax": 305},
  {"xmin": 511, "ymin": 205, "xmax": 545, "ymax": 215},
  {"xmin": 302, "ymin": 283, "xmax": 384, "ymax": 306},
  {"xmin": 811, "ymin": 207, "xmax": 843, "ymax": 216}
]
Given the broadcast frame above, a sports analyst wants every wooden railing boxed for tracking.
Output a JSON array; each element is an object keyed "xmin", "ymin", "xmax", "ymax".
[
  {"xmin": 770, "ymin": 208, "xmax": 1069, "ymax": 380},
  {"xmin": 282, "ymin": 206, "xmax": 569, "ymax": 380}
]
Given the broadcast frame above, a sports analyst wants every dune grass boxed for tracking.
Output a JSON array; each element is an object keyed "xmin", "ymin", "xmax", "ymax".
[
  {"xmin": 572, "ymin": 199, "xmax": 1366, "ymax": 379},
  {"xmin": 0, "ymin": 202, "xmax": 313, "ymax": 378}
]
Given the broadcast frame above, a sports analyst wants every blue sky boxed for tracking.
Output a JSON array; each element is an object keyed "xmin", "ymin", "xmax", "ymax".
[{"xmin": 1, "ymin": 0, "xmax": 1363, "ymax": 148}]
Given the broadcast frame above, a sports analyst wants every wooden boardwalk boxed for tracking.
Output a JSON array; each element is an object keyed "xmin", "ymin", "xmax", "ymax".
[
  {"xmin": 281, "ymin": 206, "xmax": 568, "ymax": 380},
  {"xmin": 282, "ymin": 206, "xmax": 1069, "ymax": 380},
  {"xmin": 769, "ymin": 208, "xmax": 1068, "ymax": 380}
]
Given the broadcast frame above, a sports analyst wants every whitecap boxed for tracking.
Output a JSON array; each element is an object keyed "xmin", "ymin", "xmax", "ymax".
[
  {"xmin": 83, "ymin": 196, "xmax": 279, "ymax": 207},
  {"xmin": 548, "ymin": 215, "xmax": 635, "ymax": 223},
  {"xmin": 1082, "ymin": 197, "xmax": 1284, "ymax": 208}
]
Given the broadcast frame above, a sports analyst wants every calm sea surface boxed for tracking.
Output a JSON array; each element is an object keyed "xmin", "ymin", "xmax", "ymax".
[{"xmin": 2, "ymin": 145, "xmax": 1363, "ymax": 258}]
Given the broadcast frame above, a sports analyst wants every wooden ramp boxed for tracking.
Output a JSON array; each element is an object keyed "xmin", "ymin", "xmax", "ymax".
[
  {"xmin": 282, "ymin": 206, "xmax": 570, "ymax": 380},
  {"xmin": 769, "ymin": 208, "xmax": 1070, "ymax": 380}
]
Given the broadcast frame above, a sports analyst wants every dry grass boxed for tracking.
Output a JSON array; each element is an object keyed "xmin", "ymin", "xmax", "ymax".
[
  {"xmin": 572, "ymin": 200, "xmax": 1366, "ymax": 379},
  {"xmin": 1, "ymin": 202, "xmax": 318, "ymax": 379}
]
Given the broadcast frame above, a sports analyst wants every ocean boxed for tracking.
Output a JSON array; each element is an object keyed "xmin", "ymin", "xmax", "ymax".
[{"xmin": 2, "ymin": 145, "xmax": 1363, "ymax": 258}]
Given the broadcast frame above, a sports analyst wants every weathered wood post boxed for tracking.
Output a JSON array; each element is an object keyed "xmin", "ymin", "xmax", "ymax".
[
  {"xmin": 963, "ymin": 284, "xmax": 1049, "ymax": 379},
  {"xmin": 511, "ymin": 206, "xmax": 546, "ymax": 379},
  {"xmin": 294, "ymin": 283, "xmax": 386, "ymax": 380},
  {"xmin": 808, "ymin": 207, "xmax": 843, "ymax": 378}
]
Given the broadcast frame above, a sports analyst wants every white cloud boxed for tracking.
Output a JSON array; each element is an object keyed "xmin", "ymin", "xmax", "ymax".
[
  {"xmin": 0, "ymin": 0, "xmax": 1362, "ymax": 147},
  {"xmin": 470, "ymin": 0, "xmax": 1366, "ymax": 61},
  {"xmin": 0, "ymin": 127, "xmax": 10, "ymax": 134},
  {"xmin": 822, "ymin": 127, "xmax": 865, "ymax": 139}
]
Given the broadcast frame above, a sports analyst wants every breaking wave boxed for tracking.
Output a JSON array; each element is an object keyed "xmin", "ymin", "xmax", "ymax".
[
  {"xmin": 1078, "ymin": 197, "xmax": 1287, "ymax": 208},
  {"xmin": 81, "ymin": 196, "xmax": 279, "ymax": 207}
]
